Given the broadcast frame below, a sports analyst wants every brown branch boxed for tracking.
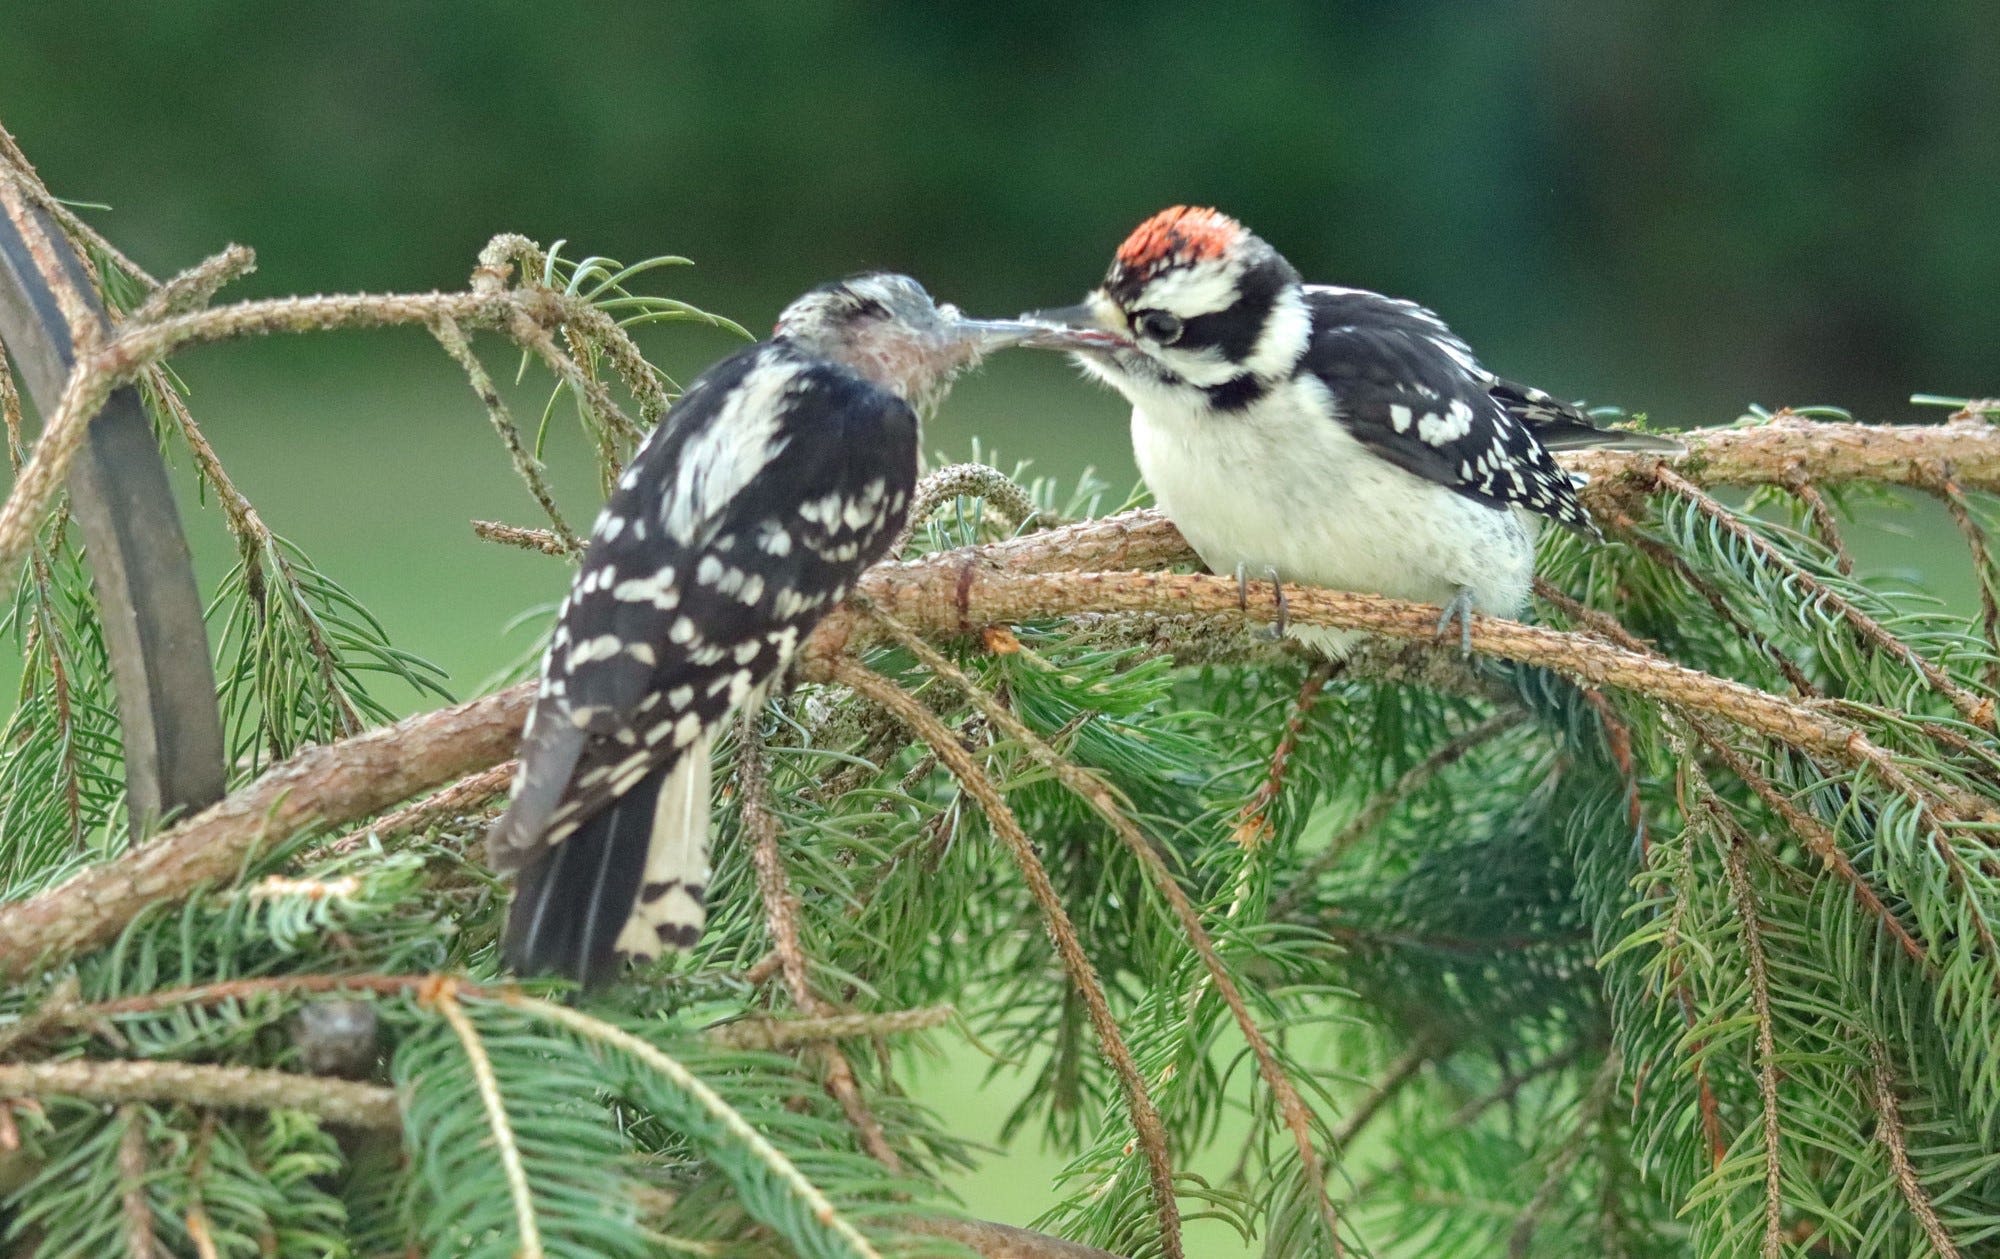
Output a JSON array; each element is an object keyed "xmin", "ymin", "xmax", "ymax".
[
  {"xmin": 0, "ymin": 686, "xmax": 531, "ymax": 982},
  {"xmin": 1868, "ymin": 1039, "xmax": 1963, "ymax": 1259},
  {"xmin": 902, "ymin": 1217, "xmax": 1130, "ymax": 1259},
  {"xmin": 706, "ymin": 1005, "xmax": 954, "ymax": 1052},
  {"xmin": 319, "ymin": 761, "xmax": 515, "ymax": 858},
  {"xmin": 1922, "ymin": 463, "xmax": 2000, "ymax": 692},
  {"xmin": 473, "ymin": 519, "xmax": 579, "ymax": 557},
  {"xmin": 1782, "ymin": 467, "xmax": 1855, "ymax": 576},
  {"xmin": 1232, "ymin": 659, "xmax": 1341, "ymax": 849},
  {"xmin": 850, "ymin": 608, "xmax": 1344, "ymax": 1253},
  {"xmin": 0, "ymin": 1059, "xmax": 400, "ymax": 1129},
  {"xmin": 117, "ymin": 1104, "xmax": 156, "ymax": 1259},
  {"xmin": 1692, "ymin": 720, "xmax": 1930, "ymax": 968},
  {"xmin": 832, "ymin": 659, "xmax": 1184, "ymax": 1257},
  {"xmin": 738, "ymin": 715, "xmax": 903, "ymax": 1173},
  {"xmin": 433, "ymin": 312, "xmax": 582, "ymax": 551},
  {"xmin": 1715, "ymin": 812, "xmax": 1786, "ymax": 1259}
]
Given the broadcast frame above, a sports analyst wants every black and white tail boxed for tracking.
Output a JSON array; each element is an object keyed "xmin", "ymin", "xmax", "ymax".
[{"xmin": 501, "ymin": 738, "xmax": 712, "ymax": 990}]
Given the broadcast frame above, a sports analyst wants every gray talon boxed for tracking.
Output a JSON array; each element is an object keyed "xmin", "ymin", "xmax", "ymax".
[
  {"xmin": 1436, "ymin": 587, "xmax": 1477, "ymax": 657},
  {"xmin": 1265, "ymin": 566, "xmax": 1288, "ymax": 640}
]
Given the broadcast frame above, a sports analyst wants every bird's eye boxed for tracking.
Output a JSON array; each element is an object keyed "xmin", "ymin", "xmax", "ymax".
[{"xmin": 1134, "ymin": 311, "xmax": 1183, "ymax": 345}]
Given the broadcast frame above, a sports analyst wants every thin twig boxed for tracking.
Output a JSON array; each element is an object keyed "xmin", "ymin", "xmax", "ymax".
[
  {"xmin": 1602, "ymin": 509, "xmax": 1822, "ymax": 697},
  {"xmin": 428, "ymin": 981, "xmax": 544, "ymax": 1259},
  {"xmin": 117, "ymin": 1104, "xmax": 156, "ymax": 1259},
  {"xmin": 129, "ymin": 245, "xmax": 256, "ymax": 324},
  {"xmin": 850, "ymin": 609, "xmax": 1341, "ymax": 1253},
  {"xmin": 1691, "ymin": 720, "xmax": 1931, "ymax": 969},
  {"xmin": 319, "ymin": 761, "xmax": 515, "ymax": 857},
  {"xmin": 473, "ymin": 519, "xmax": 579, "ymax": 557},
  {"xmin": 1923, "ymin": 462, "xmax": 2000, "ymax": 692},
  {"xmin": 1868, "ymin": 1039, "xmax": 1962, "ymax": 1259},
  {"xmin": 1232, "ymin": 659, "xmax": 1340, "ymax": 849},
  {"xmin": 0, "ymin": 1059, "xmax": 399, "ymax": 1129},
  {"xmin": 1331, "ymin": 1038, "xmax": 1437, "ymax": 1149},
  {"xmin": 1715, "ymin": 810, "xmax": 1786, "ymax": 1258},
  {"xmin": 1782, "ymin": 467, "xmax": 1855, "ymax": 575},
  {"xmin": 433, "ymin": 312, "xmax": 581, "ymax": 551},
  {"xmin": 833, "ymin": 660, "xmax": 1185, "ymax": 1258},
  {"xmin": 738, "ymin": 714, "xmax": 903, "ymax": 1172},
  {"xmin": 707, "ymin": 1005, "xmax": 955, "ymax": 1052}
]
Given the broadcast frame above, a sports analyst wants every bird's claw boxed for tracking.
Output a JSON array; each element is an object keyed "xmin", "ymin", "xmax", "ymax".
[
  {"xmin": 1264, "ymin": 567, "xmax": 1288, "ymax": 640},
  {"xmin": 1435, "ymin": 587, "xmax": 1477, "ymax": 657},
  {"xmin": 1233, "ymin": 563, "xmax": 1288, "ymax": 639}
]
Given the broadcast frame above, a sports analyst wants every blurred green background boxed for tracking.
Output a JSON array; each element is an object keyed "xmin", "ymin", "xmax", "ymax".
[{"xmin": 2, "ymin": 3, "xmax": 1995, "ymax": 1244}]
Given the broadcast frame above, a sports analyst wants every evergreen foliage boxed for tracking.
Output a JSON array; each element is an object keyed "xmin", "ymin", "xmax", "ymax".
[{"xmin": 2, "ymin": 143, "xmax": 1998, "ymax": 1257}]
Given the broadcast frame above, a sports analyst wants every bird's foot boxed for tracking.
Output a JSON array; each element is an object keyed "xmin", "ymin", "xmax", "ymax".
[
  {"xmin": 1435, "ymin": 586, "xmax": 1478, "ymax": 657},
  {"xmin": 1234, "ymin": 563, "xmax": 1289, "ymax": 639}
]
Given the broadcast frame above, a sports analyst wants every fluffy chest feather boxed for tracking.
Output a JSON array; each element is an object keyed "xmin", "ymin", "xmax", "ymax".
[{"xmin": 1119, "ymin": 374, "xmax": 1537, "ymax": 631}]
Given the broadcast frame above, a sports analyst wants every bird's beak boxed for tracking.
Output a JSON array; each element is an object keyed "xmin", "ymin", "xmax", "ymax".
[
  {"xmin": 951, "ymin": 313, "xmax": 1128, "ymax": 354},
  {"xmin": 1018, "ymin": 297, "xmax": 1127, "ymax": 353}
]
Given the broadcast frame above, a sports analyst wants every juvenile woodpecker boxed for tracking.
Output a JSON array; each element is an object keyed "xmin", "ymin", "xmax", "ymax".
[
  {"xmin": 488, "ymin": 273, "xmax": 1110, "ymax": 989},
  {"xmin": 1034, "ymin": 206, "xmax": 1680, "ymax": 656}
]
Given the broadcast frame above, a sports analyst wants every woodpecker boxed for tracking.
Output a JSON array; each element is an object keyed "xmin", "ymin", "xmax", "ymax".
[
  {"xmin": 1033, "ymin": 206, "xmax": 1681, "ymax": 657},
  {"xmin": 488, "ymin": 273, "xmax": 1112, "ymax": 989}
]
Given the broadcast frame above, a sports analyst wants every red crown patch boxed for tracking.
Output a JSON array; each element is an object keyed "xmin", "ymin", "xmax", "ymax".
[{"xmin": 1114, "ymin": 206, "xmax": 1242, "ymax": 273}]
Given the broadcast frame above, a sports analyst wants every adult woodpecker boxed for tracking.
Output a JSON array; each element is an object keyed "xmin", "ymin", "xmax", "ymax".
[
  {"xmin": 488, "ymin": 273, "xmax": 1115, "ymax": 989},
  {"xmin": 1033, "ymin": 206, "xmax": 1680, "ymax": 657}
]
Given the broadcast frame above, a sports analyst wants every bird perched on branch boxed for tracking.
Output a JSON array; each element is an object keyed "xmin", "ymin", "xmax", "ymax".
[
  {"xmin": 488, "ymin": 273, "xmax": 1116, "ymax": 989},
  {"xmin": 1033, "ymin": 206, "xmax": 1681, "ymax": 657}
]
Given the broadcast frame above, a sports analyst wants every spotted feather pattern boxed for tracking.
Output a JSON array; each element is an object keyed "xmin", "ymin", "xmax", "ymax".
[
  {"xmin": 490, "ymin": 339, "xmax": 917, "ymax": 987},
  {"xmin": 1300, "ymin": 285, "xmax": 1607, "ymax": 537}
]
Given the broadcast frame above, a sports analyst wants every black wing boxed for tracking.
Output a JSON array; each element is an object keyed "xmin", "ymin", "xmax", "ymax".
[
  {"xmin": 490, "ymin": 341, "xmax": 918, "ymax": 985},
  {"xmin": 1301, "ymin": 286, "xmax": 1595, "ymax": 534}
]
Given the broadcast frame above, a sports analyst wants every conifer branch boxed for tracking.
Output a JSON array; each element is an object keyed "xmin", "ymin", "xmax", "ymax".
[
  {"xmin": 849, "ymin": 605, "xmax": 1343, "ymax": 1254},
  {"xmin": 1923, "ymin": 462, "xmax": 2000, "ymax": 691},
  {"xmin": 128, "ymin": 244, "xmax": 255, "ymax": 323},
  {"xmin": 500, "ymin": 989, "xmax": 889, "ymax": 1259},
  {"xmin": 738, "ymin": 715, "xmax": 903, "ymax": 1173},
  {"xmin": 473, "ymin": 518, "xmax": 580, "ymax": 557},
  {"xmin": 0, "ymin": 1060, "xmax": 400, "ymax": 1129},
  {"xmin": 432, "ymin": 312, "xmax": 581, "ymax": 551},
  {"xmin": 1868, "ymin": 1039, "xmax": 1962, "ymax": 1259},
  {"xmin": 1691, "ymin": 719, "xmax": 1931, "ymax": 968},
  {"xmin": 428, "ymin": 980, "xmax": 544, "ymax": 1259},
  {"xmin": 833, "ymin": 658, "xmax": 1185, "ymax": 1256},
  {"xmin": 1232, "ymin": 658, "xmax": 1341, "ymax": 849},
  {"xmin": 1656, "ymin": 464, "xmax": 1994, "ymax": 728},
  {"xmin": 116, "ymin": 1104, "xmax": 156, "ymax": 1259},
  {"xmin": 1781, "ymin": 466, "xmax": 1855, "ymax": 576},
  {"xmin": 1271, "ymin": 710, "xmax": 1523, "ymax": 921},
  {"xmin": 1713, "ymin": 804, "xmax": 1786, "ymax": 1258},
  {"xmin": 1507, "ymin": 1049, "xmax": 1621, "ymax": 1258}
]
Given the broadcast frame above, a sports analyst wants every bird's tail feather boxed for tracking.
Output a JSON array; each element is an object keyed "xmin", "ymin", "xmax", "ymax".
[
  {"xmin": 616, "ymin": 735, "xmax": 712, "ymax": 961},
  {"xmin": 502, "ymin": 741, "xmax": 711, "ymax": 990}
]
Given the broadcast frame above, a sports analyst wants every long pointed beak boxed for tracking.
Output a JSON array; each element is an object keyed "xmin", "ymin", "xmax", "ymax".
[{"xmin": 952, "ymin": 312, "xmax": 1127, "ymax": 353}]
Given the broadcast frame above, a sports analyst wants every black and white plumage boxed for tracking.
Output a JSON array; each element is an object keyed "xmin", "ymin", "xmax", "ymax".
[
  {"xmin": 489, "ymin": 273, "xmax": 1110, "ymax": 988},
  {"xmin": 1033, "ymin": 206, "xmax": 1681, "ymax": 656}
]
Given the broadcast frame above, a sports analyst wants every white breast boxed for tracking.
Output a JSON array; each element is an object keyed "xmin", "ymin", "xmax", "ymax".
[{"xmin": 1124, "ymin": 375, "xmax": 1536, "ymax": 655}]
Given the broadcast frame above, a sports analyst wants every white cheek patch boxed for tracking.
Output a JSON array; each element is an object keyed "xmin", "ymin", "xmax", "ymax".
[{"xmin": 1238, "ymin": 285, "xmax": 1311, "ymax": 380}]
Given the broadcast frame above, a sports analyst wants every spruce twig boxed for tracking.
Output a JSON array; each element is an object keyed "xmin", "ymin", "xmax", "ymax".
[
  {"xmin": 850, "ymin": 604, "xmax": 1344, "ymax": 1254},
  {"xmin": 834, "ymin": 658, "xmax": 1185, "ymax": 1257}
]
